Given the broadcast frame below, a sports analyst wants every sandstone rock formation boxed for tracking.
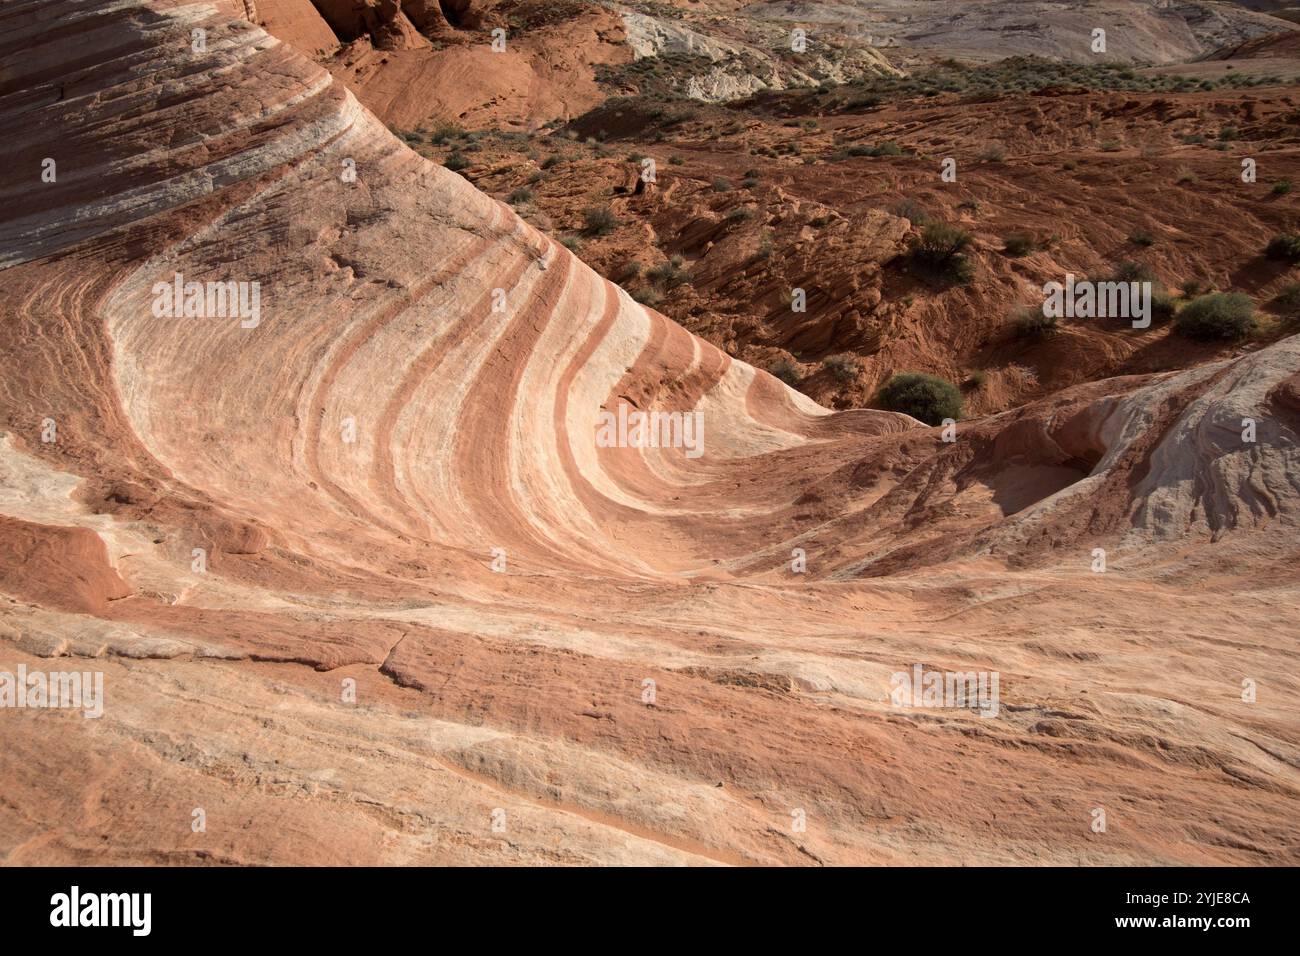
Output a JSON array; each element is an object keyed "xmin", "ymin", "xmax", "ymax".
[{"xmin": 0, "ymin": 0, "xmax": 1297, "ymax": 866}]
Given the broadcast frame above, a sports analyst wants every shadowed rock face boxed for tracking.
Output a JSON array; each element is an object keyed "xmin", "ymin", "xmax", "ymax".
[{"xmin": 0, "ymin": 1, "xmax": 1297, "ymax": 866}]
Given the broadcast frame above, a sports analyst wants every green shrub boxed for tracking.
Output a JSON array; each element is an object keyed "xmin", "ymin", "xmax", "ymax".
[
  {"xmin": 1266, "ymin": 234, "xmax": 1300, "ymax": 260},
  {"xmin": 1002, "ymin": 234, "xmax": 1036, "ymax": 257},
  {"xmin": 770, "ymin": 359, "xmax": 802, "ymax": 387},
  {"xmin": 614, "ymin": 260, "xmax": 641, "ymax": 283},
  {"xmin": 444, "ymin": 152, "xmax": 470, "ymax": 172},
  {"xmin": 507, "ymin": 187, "xmax": 533, "ymax": 205},
  {"xmin": 876, "ymin": 373, "xmax": 963, "ymax": 425},
  {"xmin": 1273, "ymin": 181, "xmax": 1293, "ymax": 195},
  {"xmin": 1128, "ymin": 230, "xmax": 1155, "ymax": 247},
  {"xmin": 583, "ymin": 205, "xmax": 619, "ymax": 236},
  {"xmin": 541, "ymin": 154, "xmax": 563, "ymax": 169},
  {"xmin": 1274, "ymin": 281, "xmax": 1300, "ymax": 312},
  {"xmin": 822, "ymin": 354, "xmax": 859, "ymax": 384},
  {"xmin": 632, "ymin": 286, "xmax": 663, "ymax": 307},
  {"xmin": 892, "ymin": 200, "xmax": 931, "ymax": 226},
  {"xmin": 1174, "ymin": 292, "xmax": 1255, "ymax": 341},
  {"xmin": 1109, "ymin": 260, "xmax": 1157, "ymax": 284},
  {"xmin": 647, "ymin": 255, "xmax": 688, "ymax": 289},
  {"xmin": 907, "ymin": 221, "xmax": 975, "ymax": 285},
  {"xmin": 1013, "ymin": 306, "xmax": 1058, "ymax": 339}
]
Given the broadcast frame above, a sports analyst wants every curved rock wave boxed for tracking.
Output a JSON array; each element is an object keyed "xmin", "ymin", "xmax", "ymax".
[{"xmin": 1, "ymin": 1, "xmax": 1297, "ymax": 865}]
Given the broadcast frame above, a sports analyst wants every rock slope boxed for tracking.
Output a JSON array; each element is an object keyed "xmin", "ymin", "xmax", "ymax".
[{"xmin": 0, "ymin": 0, "xmax": 1297, "ymax": 865}]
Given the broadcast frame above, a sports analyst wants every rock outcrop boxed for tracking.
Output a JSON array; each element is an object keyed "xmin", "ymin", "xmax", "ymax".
[{"xmin": 0, "ymin": 1, "xmax": 1297, "ymax": 865}]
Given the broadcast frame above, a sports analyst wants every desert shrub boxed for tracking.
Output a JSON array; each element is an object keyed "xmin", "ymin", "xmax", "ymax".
[
  {"xmin": 1274, "ymin": 281, "xmax": 1300, "ymax": 312},
  {"xmin": 726, "ymin": 206, "xmax": 754, "ymax": 222},
  {"xmin": 507, "ymin": 187, "xmax": 533, "ymax": 205},
  {"xmin": 1002, "ymin": 234, "xmax": 1036, "ymax": 257},
  {"xmin": 669, "ymin": 155, "xmax": 684, "ymax": 166},
  {"xmin": 876, "ymin": 373, "xmax": 963, "ymax": 425},
  {"xmin": 1274, "ymin": 181, "xmax": 1293, "ymax": 195},
  {"xmin": 1151, "ymin": 286, "xmax": 1177, "ymax": 322},
  {"xmin": 631, "ymin": 286, "xmax": 663, "ymax": 307},
  {"xmin": 1128, "ymin": 230, "xmax": 1155, "ymax": 247},
  {"xmin": 1174, "ymin": 292, "xmax": 1255, "ymax": 341},
  {"xmin": 712, "ymin": 177, "xmax": 733, "ymax": 192},
  {"xmin": 907, "ymin": 221, "xmax": 975, "ymax": 285},
  {"xmin": 979, "ymin": 144, "xmax": 1006, "ymax": 162},
  {"xmin": 614, "ymin": 260, "xmax": 642, "ymax": 283},
  {"xmin": 1268, "ymin": 282, "xmax": 1300, "ymax": 316},
  {"xmin": 1100, "ymin": 140, "xmax": 1121, "ymax": 152},
  {"xmin": 822, "ymin": 353, "xmax": 859, "ymax": 384},
  {"xmin": 1266, "ymin": 234, "xmax": 1300, "ymax": 260},
  {"xmin": 1012, "ymin": 306, "xmax": 1058, "ymax": 339},
  {"xmin": 444, "ymin": 152, "xmax": 470, "ymax": 172},
  {"xmin": 559, "ymin": 235, "xmax": 581, "ymax": 250},
  {"xmin": 892, "ymin": 200, "xmax": 931, "ymax": 225},
  {"xmin": 647, "ymin": 255, "xmax": 688, "ymax": 288},
  {"xmin": 770, "ymin": 359, "xmax": 802, "ymax": 386},
  {"xmin": 583, "ymin": 205, "xmax": 618, "ymax": 236},
  {"xmin": 541, "ymin": 154, "xmax": 563, "ymax": 169},
  {"xmin": 1109, "ymin": 260, "xmax": 1157, "ymax": 284},
  {"xmin": 1219, "ymin": 125, "xmax": 1240, "ymax": 142},
  {"xmin": 964, "ymin": 370, "xmax": 988, "ymax": 390}
]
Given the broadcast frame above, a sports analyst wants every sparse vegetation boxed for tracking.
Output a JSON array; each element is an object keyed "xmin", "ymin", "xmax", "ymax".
[
  {"xmin": 1012, "ymin": 306, "xmax": 1059, "ymax": 340},
  {"xmin": 906, "ymin": 221, "xmax": 975, "ymax": 285},
  {"xmin": 1274, "ymin": 281, "xmax": 1300, "ymax": 313},
  {"xmin": 1266, "ymin": 234, "xmax": 1300, "ymax": 261},
  {"xmin": 876, "ymin": 373, "xmax": 963, "ymax": 426},
  {"xmin": 1002, "ymin": 234, "xmax": 1036, "ymax": 257},
  {"xmin": 822, "ymin": 354, "xmax": 859, "ymax": 384},
  {"xmin": 892, "ymin": 200, "xmax": 931, "ymax": 226},
  {"xmin": 631, "ymin": 286, "xmax": 663, "ymax": 307},
  {"xmin": 583, "ymin": 205, "xmax": 618, "ymax": 236},
  {"xmin": 507, "ymin": 187, "xmax": 533, "ymax": 205},
  {"xmin": 770, "ymin": 358, "xmax": 802, "ymax": 387},
  {"xmin": 646, "ymin": 255, "xmax": 689, "ymax": 289},
  {"xmin": 1174, "ymin": 292, "xmax": 1255, "ymax": 341}
]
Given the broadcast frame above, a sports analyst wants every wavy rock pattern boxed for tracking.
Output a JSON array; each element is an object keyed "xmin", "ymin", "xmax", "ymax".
[{"xmin": 0, "ymin": 1, "xmax": 1297, "ymax": 865}]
